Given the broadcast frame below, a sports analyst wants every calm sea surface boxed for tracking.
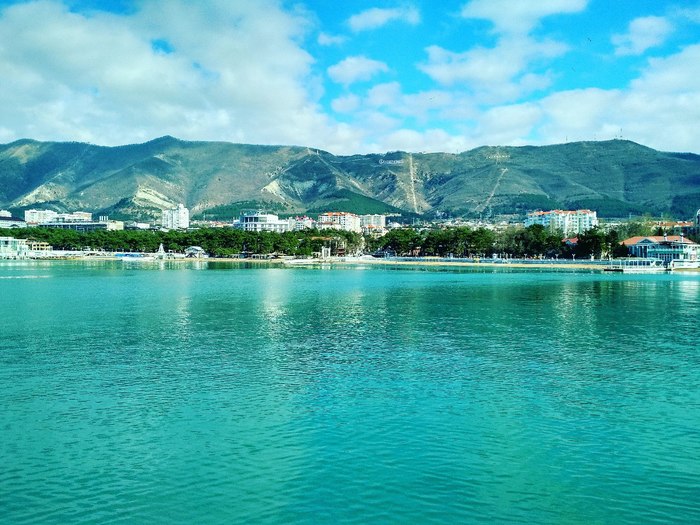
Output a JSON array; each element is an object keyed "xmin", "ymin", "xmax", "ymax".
[{"xmin": 1, "ymin": 260, "xmax": 699, "ymax": 524}]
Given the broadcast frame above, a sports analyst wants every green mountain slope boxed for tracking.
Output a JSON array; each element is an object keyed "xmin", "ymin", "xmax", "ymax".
[{"xmin": 1, "ymin": 137, "xmax": 699, "ymax": 219}]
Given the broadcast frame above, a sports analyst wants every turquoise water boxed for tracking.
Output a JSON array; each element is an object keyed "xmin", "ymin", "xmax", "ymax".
[{"xmin": 1, "ymin": 261, "xmax": 699, "ymax": 524}]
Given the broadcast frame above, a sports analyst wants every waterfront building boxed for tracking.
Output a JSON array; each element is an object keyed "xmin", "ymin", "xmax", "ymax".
[
  {"xmin": 0, "ymin": 237, "xmax": 28, "ymax": 259},
  {"xmin": 0, "ymin": 210, "xmax": 11, "ymax": 217},
  {"xmin": 647, "ymin": 238, "xmax": 700, "ymax": 265},
  {"xmin": 525, "ymin": 209, "xmax": 598, "ymax": 235},
  {"xmin": 317, "ymin": 212, "xmax": 362, "ymax": 233},
  {"xmin": 162, "ymin": 204, "xmax": 190, "ymax": 230},
  {"xmin": 236, "ymin": 212, "xmax": 290, "ymax": 233},
  {"xmin": 621, "ymin": 235, "xmax": 699, "ymax": 261}
]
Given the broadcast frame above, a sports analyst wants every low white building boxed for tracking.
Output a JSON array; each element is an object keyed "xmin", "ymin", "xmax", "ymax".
[
  {"xmin": 162, "ymin": 203, "xmax": 190, "ymax": 230},
  {"xmin": 56, "ymin": 211, "xmax": 92, "ymax": 222},
  {"xmin": 0, "ymin": 215, "xmax": 26, "ymax": 228},
  {"xmin": 317, "ymin": 212, "xmax": 362, "ymax": 233},
  {"xmin": 236, "ymin": 212, "xmax": 290, "ymax": 233},
  {"xmin": 38, "ymin": 219, "xmax": 123, "ymax": 232},
  {"xmin": 25, "ymin": 209, "xmax": 58, "ymax": 224},
  {"xmin": 24, "ymin": 209, "xmax": 93, "ymax": 225},
  {"xmin": 0, "ymin": 237, "xmax": 28, "ymax": 259},
  {"xmin": 525, "ymin": 209, "xmax": 598, "ymax": 235}
]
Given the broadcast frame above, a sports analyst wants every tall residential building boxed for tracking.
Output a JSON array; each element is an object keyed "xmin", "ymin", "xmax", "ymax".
[
  {"xmin": 162, "ymin": 203, "xmax": 190, "ymax": 230},
  {"xmin": 525, "ymin": 209, "xmax": 598, "ymax": 235},
  {"xmin": 317, "ymin": 212, "xmax": 362, "ymax": 233},
  {"xmin": 360, "ymin": 214, "xmax": 386, "ymax": 229},
  {"xmin": 360, "ymin": 214, "xmax": 387, "ymax": 236},
  {"xmin": 235, "ymin": 212, "xmax": 290, "ymax": 233}
]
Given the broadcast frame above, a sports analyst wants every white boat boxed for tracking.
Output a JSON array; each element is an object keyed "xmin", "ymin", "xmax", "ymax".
[
  {"xmin": 670, "ymin": 258, "xmax": 700, "ymax": 270},
  {"xmin": 604, "ymin": 258, "xmax": 668, "ymax": 273}
]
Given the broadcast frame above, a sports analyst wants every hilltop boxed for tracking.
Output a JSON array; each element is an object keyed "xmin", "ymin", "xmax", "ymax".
[{"xmin": 1, "ymin": 136, "xmax": 699, "ymax": 220}]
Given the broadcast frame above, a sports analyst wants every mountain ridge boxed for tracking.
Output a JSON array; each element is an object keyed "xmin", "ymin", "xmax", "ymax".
[{"xmin": 1, "ymin": 137, "xmax": 699, "ymax": 220}]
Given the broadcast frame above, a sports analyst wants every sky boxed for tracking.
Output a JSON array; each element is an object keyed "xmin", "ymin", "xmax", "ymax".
[{"xmin": 1, "ymin": 0, "xmax": 700, "ymax": 154}]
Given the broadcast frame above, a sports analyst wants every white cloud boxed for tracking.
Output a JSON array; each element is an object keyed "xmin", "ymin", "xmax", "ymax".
[
  {"xmin": 327, "ymin": 55, "xmax": 389, "ymax": 85},
  {"xmin": 477, "ymin": 103, "xmax": 542, "ymax": 143},
  {"xmin": 2, "ymin": 0, "xmax": 700, "ymax": 157},
  {"xmin": 331, "ymin": 93, "xmax": 361, "ymax": 113},
  {"xmin": 418, "ymin": 1, "xmax": 580, "ymax": 104},
  {"xmin": 318, "ymin": 32, "xmax": 345, "ymax": 46},
  {"xmin": 366, "ymin": 82, "xmax": 403, "ymax": 108},
  {"xmin": 460, "ymin": 0, "xmax": 588, "ymax": 35},
  {"xmin": 612, "ymin": 16, "xmax": 673, "ymax": 56},
  {"xmin": 674, "ymin": 7, "xmax": 700, "ymax": 23},
  {"xmin": 368, "ymin": 128, "xmax": 471, "ymax": 154},
  {"xmin": 355, "ymin": 43, "xmax": 700, "ymax": 154},
  {"xmin": 347, "ymin": 6, "xmax": 420, "ymax": 32},
  {"xmin": 419, "ymin": 37, "xmax": 565, "ymax": 102},
  {"xmin": 0, "ymin": 0, "xmax": 360, "ymax": 151}
]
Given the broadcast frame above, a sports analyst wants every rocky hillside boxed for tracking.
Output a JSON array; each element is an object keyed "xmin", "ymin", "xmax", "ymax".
[{"xmin": 1, "ymin": 136, "xmax": 699, "ymax": 220}]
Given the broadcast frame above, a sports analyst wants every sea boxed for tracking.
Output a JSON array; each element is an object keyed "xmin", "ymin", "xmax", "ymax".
[{"xmin": 1, "ymin": 260, "xmax": 699, "ymax": 524}]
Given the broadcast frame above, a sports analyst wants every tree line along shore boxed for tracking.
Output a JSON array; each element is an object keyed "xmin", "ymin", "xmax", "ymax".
[{"xmin": 5, "ymin": 218, "xmax": 694, "ymax": 260}]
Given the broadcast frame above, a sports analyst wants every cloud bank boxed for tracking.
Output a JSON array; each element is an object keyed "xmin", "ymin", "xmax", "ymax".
[{"xmin": 1, "ymin": 0, "xmax": 700, "ymax": 155}]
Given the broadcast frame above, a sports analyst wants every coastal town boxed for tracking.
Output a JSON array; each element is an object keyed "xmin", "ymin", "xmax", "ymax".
[{"xmin": 1, "ymin": 204, "xmax": 699, "ymax": 270}]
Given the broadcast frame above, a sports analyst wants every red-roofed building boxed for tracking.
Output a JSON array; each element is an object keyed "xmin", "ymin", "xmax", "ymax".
[{"xmin": 621, "ymin": 235, "xmax": 699, "ymax": 264}]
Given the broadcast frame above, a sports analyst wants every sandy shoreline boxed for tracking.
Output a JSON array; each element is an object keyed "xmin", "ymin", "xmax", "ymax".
[{"xmin": 10, "ymin": 255, "xmax": 699, "ymax": 272}]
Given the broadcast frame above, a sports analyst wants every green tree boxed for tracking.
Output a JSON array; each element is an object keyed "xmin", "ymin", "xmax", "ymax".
[{"xmin": 381, "ymin": 228, "xmax": 421, "ymax": 255}]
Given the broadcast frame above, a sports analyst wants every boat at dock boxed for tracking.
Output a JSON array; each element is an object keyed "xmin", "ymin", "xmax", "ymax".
[
  {"xmin": 670, "ymin": 258, "xmax": 700, "ymax": 270},
  {"xmin": 604, "ymin": 258, "xmax": 668, "ymax": 273}
]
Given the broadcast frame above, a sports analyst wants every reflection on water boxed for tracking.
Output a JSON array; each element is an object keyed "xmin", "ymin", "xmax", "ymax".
[{"xmin": 1, "ymin": 262, "xmax": 699, "ymax": 524}]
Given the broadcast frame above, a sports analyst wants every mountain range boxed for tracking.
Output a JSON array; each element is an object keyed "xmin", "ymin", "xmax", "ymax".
[{"xmin": 1, "ymin": 136, "xmax": 699, "ymax": 221}]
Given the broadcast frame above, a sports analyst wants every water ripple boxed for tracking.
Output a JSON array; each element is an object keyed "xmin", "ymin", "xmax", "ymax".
[{"xmin": 1, "ymin": 265, "xmax": 699, "ymax": 523}]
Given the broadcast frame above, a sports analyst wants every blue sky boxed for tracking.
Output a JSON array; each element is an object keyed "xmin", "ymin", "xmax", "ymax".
[{"xmin": 1, "ymin": 0, "xmax": 699, "ymax": 154}]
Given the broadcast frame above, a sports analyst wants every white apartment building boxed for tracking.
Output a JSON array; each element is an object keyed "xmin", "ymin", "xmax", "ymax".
[
  {"xmin": 162, "ymin": 203, "xmax": 190, "ymax": 230},
  {"xmin": 289, "ymin": 216, "xmax": 315, "ymax": 231},
  {"xmin": 525, "ymin": 209, "xmax": 598, "ymax": 235},
  {"xmin": 236, "ymin": 212, "xmax": 290, "ymax": 233},
  {"xmin": 0, "ymin": 210, "xmax": 11, "ymax": 217},
  {"xmin": 317, "ymin": 212, "xmax": 362, "ymax": 233},
  {"xmin": 360, "ymin": 214, "xmax": 387, "ymax": 236}
]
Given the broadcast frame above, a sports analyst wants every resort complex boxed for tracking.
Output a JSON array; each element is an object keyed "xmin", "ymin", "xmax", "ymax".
[{"xmin": 1, "ymin": 205, "xmax": 698, "ymax": 268}]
